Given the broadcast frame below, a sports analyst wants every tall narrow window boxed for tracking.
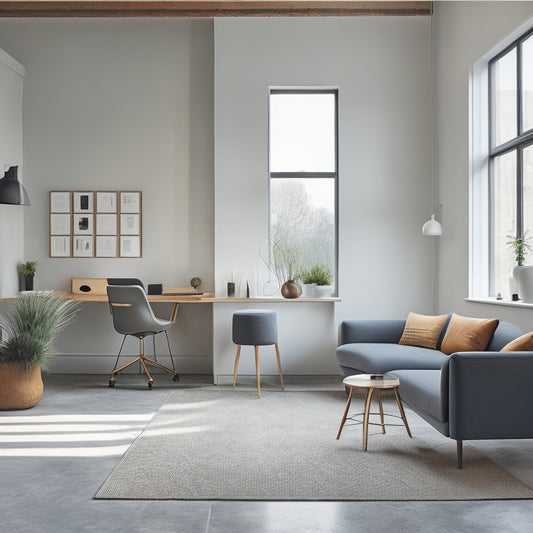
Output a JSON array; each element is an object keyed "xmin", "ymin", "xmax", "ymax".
[
  {"xmin": 489, "ymin": 29, "xmax": 533, "ymax": 297},
  {"xmin": 269, "ymin": 89, "xmax": 338, "ymax": 293}
]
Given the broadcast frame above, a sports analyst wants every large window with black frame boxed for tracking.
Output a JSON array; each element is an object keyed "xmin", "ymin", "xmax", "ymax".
[
  {"xmin": 490, "ymin": 29, "xmax": 533, "ymax": 297},
  {"xmin": 268, "ymin": 88, "xmax": 338, "ymax": 296}
]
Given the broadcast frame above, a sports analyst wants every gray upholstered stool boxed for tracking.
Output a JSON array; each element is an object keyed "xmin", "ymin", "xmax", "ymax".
[{"xmin": 232, "ymin": 309, "xmax": 284, "ymax": 398}]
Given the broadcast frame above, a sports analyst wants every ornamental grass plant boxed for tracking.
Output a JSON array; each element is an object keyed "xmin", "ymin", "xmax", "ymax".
[{"xmin": 0, "ymin": 292, "xmax": 79, "ymax": 371}]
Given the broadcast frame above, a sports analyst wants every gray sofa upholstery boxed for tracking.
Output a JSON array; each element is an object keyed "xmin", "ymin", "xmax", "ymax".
[{"xmin": 336, "ymin": 318, "xmax": 533, "ymax": 468}]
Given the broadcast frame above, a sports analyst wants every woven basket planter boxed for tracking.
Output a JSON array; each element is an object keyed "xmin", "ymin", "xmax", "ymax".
[{"xmin": 0, "ymin": 363, "xmax": 43, "ymax": 410}]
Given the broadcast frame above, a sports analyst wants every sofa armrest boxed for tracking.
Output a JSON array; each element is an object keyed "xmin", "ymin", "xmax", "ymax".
[
  {"xmin": 448, "ymin": 351, "xmax": 533, "ymax": 440},
  {"xmin": 338, "ymin": 319, "xmax": 406, "ymax": 346}
]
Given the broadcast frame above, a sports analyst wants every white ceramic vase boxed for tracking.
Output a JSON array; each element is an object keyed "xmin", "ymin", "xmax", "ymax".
[
  {"xmin": 514, "ymin": 265, "xmax": 533, "ymax": 303},
  {"xmin": 313, "ymin": 285, "xmax": 333, "ymax": 298}
]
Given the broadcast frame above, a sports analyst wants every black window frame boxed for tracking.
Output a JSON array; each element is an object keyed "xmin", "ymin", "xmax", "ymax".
[
  {"xmin": 268, "ymin": 88, "xmax": 339, "ymax": 295},
  {"xmin": 489, "ymin": 28, "xmax": 533, "ymax": 294}
]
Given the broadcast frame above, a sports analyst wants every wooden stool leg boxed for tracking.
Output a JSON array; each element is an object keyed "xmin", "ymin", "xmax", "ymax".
[
  {"xmin": 363, "ymin": 387, "xmax": 374, "ymax": 451},
  {"xmin": 232, "ymin": 345, "xmax": 241, "ymax": 390},
  {"xmin": 254, "ymin": 346, "xmax": 261, "ymax": 398},
  {"xmin": 336, "ymin": 386, "xmax": 354, "ymax": 439},
  {"xmin": 377, "ymin": 389, "xmax": 386, "ymax": 434},
  {"xmin": 274, "ymin": 342, "xmax": 284, "ymax": 391},
  {"xmin": 393, "ymin": 387, "xmax": 412, "ymax": 438}
]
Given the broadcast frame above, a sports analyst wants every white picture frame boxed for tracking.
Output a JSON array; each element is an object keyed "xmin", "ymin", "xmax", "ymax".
[
  {"xmin": 96, "ymin": 191, "xmax": 117, "ymax": 213},
  {"xmin": 73, "ymin": 214, "xmax": 93, "ymax": 235},
  {"xmin": 50, "ymin": 214, "xmax": 71, "ymax": 235},
  {"xmin": 73, "ymin": 192, "xmax": 94, "ymax": 213},
  {"xmin": 50, "ymin": 236, "xmax": 71, "ymax": 257},
  {"xmin": 120, "ymin": 192, "xmax": 141, "ymax": 213},
  {"xmin": 73, "ymin": 236, "xmax": 94, "ymax": 257},
  {"xmin": 96, "ymin": 214, "xmax": 117, "ymax": 235},
  {"xmin": 120, "ymin": 236, "xmax": 141, "ymax": 257},
  {"xmin": 120, "ymin": 214, "xmax": 140, "ymax": 235},
  {"xmin": 50, "ymin": 191, "xmax": 71, "ymax": 213},
  {"xmin": 96, "ymin": 236, "xmax": 117, "ymax": 257}
]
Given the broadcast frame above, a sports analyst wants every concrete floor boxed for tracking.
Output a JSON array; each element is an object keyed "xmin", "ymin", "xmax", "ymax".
[{"xmin": 2, "ymin": 374, "xmax": 533, "ymax": 533}]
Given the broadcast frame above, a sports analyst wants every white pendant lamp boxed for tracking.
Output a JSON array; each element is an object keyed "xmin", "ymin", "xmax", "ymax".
[
  {"xmin": 422, "ymin": 214, "xmax": 442, "ymax": 236},
  {"xmin": 422, "ymin": 9, "xmax": 441, "ymax": 238}
]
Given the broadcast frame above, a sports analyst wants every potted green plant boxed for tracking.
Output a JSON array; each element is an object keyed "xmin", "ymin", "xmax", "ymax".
[
  {"xmin": 272, "ymin": 241, "xmax": 301, "ymax": 298},
  {"xmin": 507, "ymin": 233, "xmax": 533, "ymax": 302},
  {"xmin": 298, "ymin": 264, "xmax": 334, "ymax": 298},
  {"xmin": 0, "ymin": 292, "xmax": 79, "ymax": 409},
  {"xmin": 21, "ymin": 260, "xmax": 38, "ymax": 291}
]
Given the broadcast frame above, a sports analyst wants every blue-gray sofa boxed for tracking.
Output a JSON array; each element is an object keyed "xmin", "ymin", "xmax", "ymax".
[{"xmin": 336, "ymin": 318, "xmax": 533, "ymax": 468}]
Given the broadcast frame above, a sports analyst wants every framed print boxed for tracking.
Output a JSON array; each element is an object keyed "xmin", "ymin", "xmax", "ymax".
[
  {"xmin": 120, "ymin": 191, "xmax": 141, "ymax": 213},
  {"xmin": 50, "ymin": 214, "xmax": 71, "ymax": 235},
  {"xmin": 96, "ymin": 236, "xmax": 117, "ymax": 257},
  {"xmin": 73, "ymin": 192, "xmax": 94, "ymax": 213},
  {"xmin": 73, "ymin": 214, "xmax": 93, "ymax": 235},
  {"xmin": 96, "ymin": 191, "xmax": 117, "ymax": 213},
  {"xmin": 50, "ymin": 191, "xmax": 71, "ymax": 213},
  {"xmin": 120, "ymin": 214, "xmax": 140, "ymax": 235},
  {"xmin": 120, "ymin": 236, "xmax": 141, "ymax": 257},
  {"xmin": 50, "ymin": 236, "xmax": 70, "ymax": 257},
  {"xmin": 96, "ymin": 214, "xmax": 117, "ymax": 235},
  {"xmin": 73, "ymin": 236, "xmax": 94, "ymax": 257}
]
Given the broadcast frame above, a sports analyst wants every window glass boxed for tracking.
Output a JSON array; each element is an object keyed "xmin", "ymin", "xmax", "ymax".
[
  {"xmin": 492, "ymin": 150, "xmax": 517, "ymax": 296},
  {"xmin": 523, "ymin": 34, "xmax": 533, "ymax": 133},
  {"xmin": 492, "ymin": 48, "xmax": 517, "ymax": 147},
  {"xmin": 269, "ymin": 92, "xmax": 336, "ymax": 173},
  {"xmin": 523, "ymin": 144, "xmax": 533, "ymax": 237}
]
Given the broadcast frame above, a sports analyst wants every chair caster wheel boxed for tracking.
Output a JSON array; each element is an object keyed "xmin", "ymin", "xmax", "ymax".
[
  {"xmin": 148, "ymin": 381, "xmax": 153, "ymax": 389},
  {"xmin": 172, "ymin": 374, "xmax": 179, "ymax": 382},
  {"xmin": 109, "ymin": 380, "xmax": 115, "ymax": 388}
]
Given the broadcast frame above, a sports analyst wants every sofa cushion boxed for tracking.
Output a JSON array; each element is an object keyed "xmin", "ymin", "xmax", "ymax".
[
  {"xmin": 394, "ymin": 369, "xmax": 448, "ymax": 426},
  {"xmin": 441, "ymin": 314, "xmax": 499, "ymax": 355},
  {"xmin": 486, "ymin": 321, "xmax": 524, "ymax": 351},
  {"xmin": 500, "ymin": 331, "xmax": 533, "ymax": 351},
  {"xmin": 336, "ymin": 343, "xmax": 448, "ymax": 374},
  {"xmin": 399, "ymin": 312, "xmax": 449, "ymax": 350}
]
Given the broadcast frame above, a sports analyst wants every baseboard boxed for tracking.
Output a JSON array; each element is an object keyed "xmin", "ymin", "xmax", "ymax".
[{"xmin": 49, "ymin": 354, "xmax": 212, "ymax": 374}]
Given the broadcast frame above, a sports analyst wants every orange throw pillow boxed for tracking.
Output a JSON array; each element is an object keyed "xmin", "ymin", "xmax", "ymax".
[
  {"xmin": 398, "ymin": 312, "xmax": 449, "ymax": 350},
  {"xmin": 440, "ymin": 313, "xmax": 499, "ymax": 355},
  {"xmin": 500, "ymin": 331, "xmax": 533, "ymax": 352}
]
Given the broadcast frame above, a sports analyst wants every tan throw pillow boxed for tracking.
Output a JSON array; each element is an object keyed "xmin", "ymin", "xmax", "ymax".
[
  {"xmin": 500, "ymin": 331, "xmax": 533, "ymax": 352},
  {"xmin": 440, "ymin": 313, "xmax": 499, "ymax": 355},
  {"xmin": 398, "ymin": 312, "xmax": 449, "ymax": 350}
]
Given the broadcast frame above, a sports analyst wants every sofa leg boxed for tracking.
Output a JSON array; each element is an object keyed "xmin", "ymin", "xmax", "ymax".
[{"xmin": 457, "ymin": 440, "xmax": 463, "ymax": 469}]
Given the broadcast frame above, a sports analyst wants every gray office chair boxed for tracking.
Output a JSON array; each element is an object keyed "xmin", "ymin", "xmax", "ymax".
[{"xmin": 107, "ymin": 284, "xmax": 179, "ymax": 388}]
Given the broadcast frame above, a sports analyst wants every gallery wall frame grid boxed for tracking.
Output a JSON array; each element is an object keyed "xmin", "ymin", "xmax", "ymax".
[{"xmin": 49, "ymin": 190, "xmax": 142, "ymax": 258}]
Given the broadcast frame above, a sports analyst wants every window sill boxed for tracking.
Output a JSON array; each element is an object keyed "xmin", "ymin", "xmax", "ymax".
[{"xmin": 465, "ymin": 297, "xmax": 533, "ymax": 309}]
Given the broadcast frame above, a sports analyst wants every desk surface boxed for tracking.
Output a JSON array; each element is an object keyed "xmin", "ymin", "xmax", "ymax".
[{"xmin": 63, "ymin": 293, "xmax": 340, "ymax": 303}]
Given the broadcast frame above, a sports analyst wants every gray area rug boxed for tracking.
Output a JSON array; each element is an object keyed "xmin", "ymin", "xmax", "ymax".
[{"xmin": 95, "ymin": 389, "xmax": 533, "ymax": 501}]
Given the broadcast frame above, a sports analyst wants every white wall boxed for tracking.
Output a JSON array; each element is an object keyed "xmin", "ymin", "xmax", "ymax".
[
  {"xmin": 0, "ymin": 48, "xmax": 24, "ymax": 298},
  {"xmin": 0, "ymin": 19, "xmax": 214, "ymax": 372},
  {"xmin": 434, "ymin": 1, "xmax": 533, "ymax": 330},
  {"xmin": 213, "ymin": 17, "xmax": 433, "ymax": 379}
]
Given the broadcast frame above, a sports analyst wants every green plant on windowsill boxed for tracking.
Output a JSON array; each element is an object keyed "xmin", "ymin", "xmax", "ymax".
[
  {"xmin": 506, "ymin": 233, "xmax": 532, "ymax": 266},
  {"xmin": 297, "ymin": 264, "xmax": 333, "ymax": 286}
]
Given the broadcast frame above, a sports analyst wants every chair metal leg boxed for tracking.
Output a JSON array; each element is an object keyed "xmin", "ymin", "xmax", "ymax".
[
  {"xmin": 111, "ymin": 335, "xmax": 128, "ymax": 372},
  {"xmin": 152, "ymin": 335, "xmax": 157, "ymax": 362},
  {"xmin": 163, "ymin": 331, "xmax": 177, "ymax": 373}
]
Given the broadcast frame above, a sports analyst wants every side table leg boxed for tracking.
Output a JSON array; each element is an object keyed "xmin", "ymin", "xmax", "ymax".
[
  {"xmin": 336, "ymin": 386, "xmax": 354, "ymax": 440},
  {"xmin": 393, "ymin": 387, "xmax": 412, "ymax": 438},
  {"xmin": 363, "ymin": 387, "xmax": 374, "ymax": 451},
  {"xmin": 377, "ymin": 389, "xmax": 386, "ymax": 434}
]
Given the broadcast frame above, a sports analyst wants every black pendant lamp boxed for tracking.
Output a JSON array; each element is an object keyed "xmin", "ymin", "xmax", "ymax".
[{"xmin": 0, "ymin": 166, "xmax": 30, "ymax": 206}]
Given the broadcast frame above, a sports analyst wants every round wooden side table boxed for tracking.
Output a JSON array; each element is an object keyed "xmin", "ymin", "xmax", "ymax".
[{"xmin": 336, "ymin": 374, "xmax": 412, "ymax": 450}]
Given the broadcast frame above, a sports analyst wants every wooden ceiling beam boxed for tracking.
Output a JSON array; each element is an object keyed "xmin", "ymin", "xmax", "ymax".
[{"xmin": 0, "ymin": 1, "xmax": 432, "ymax": 18}]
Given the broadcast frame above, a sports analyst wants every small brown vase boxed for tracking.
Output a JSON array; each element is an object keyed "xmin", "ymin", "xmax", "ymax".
[
  {"xmin": 0, "ymin": 363, "xmax": 43, "ymax": 410},
  {"xmin": 281, "ymin": 280, "xmax": 302, "ymax": 299}
]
